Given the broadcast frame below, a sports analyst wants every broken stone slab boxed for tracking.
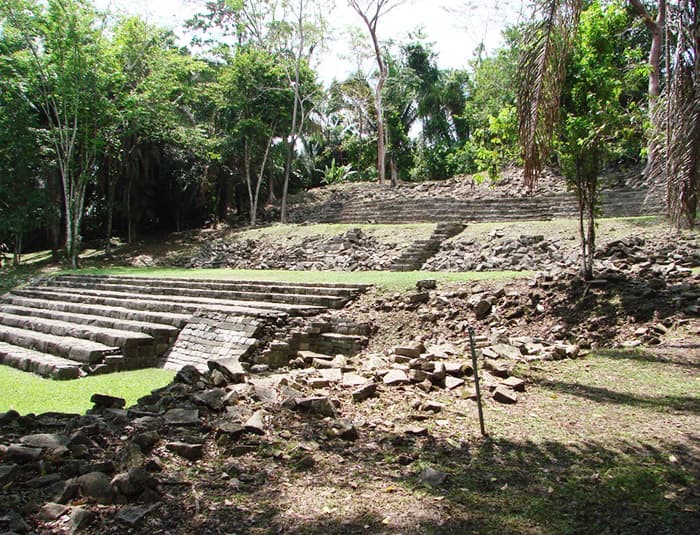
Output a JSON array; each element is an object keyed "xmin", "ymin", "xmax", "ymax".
[
  {"xmin": 207, "ymin": 359, "xmax": 247, "ymax": 383},
  {"xmin": 318, "ymin": 367, "xmax": 343, "ymax": 383},
  {"xmin": 444, "ymin": 361, "xmax": 467, "ymax": 377},
  {"xmin": 327, "ymin": 419, "xmax": 359, "ymax": 441},
  {"xmin": 420, "ymin": 400, "xmax": 444, "ymax": 413},
  {"xmin": 394, "ymin": 341, "xmax": 426, "ymax": 359},
  {"xmin": 445, "ymin": 376, "xmax": 465, "ymax": 390},
  {"xmin": 483, "ymin": 359, "xmax": 511, "ymax": 378},
  {"xmin": 405, "ymin": 425, "xmax": 429, "ymax": 436},
  {"xmin": 174, "ymin": 365, "xmax": 208, "ymax": 386},
  {"xmin": 408, "ymin": 369, "xmax": 428, "ymax": 383},
  {"xmin": 27, "ymin": 473, "xmax": 63, "ymax": 489},
  {"xmin": 243, "ymin": 410, "xmax": 266, "ymax": 435},
  {"xmin": 0, "ymin": 464, "xmax": 18, "ymax": 486},
  {"xmin": 416, "ymin": 279, "xmax": 437, "ymax": 290},
  {"xmin": 294, "ymin": 396, "xmax": 338, "ymax": 417},
  {"xmin": 69, "ymin": 506, "xmax": 94, "ymax": 533},
  {"xmin": 211, "ymin": 419, "xmax": 245, "ymax": 439},
  {"xmin": 20, "ymin": 433, "xmax": 69, "ymax": 450},
  {"xmin": 163, "ymin": 408, "xmax": 201, "ymax": 426},
  {"xmin": 500, "ymin": 376, "xmax": 526, "ymax": 392},
  {"xmin": 192, "ymin": 388, "xmax": 227, "ymax": 411},
  {"xmin": 491, "ymin": 343, "xmax": 523, "ymax": 360},
  {"xmin": 383, "ymin": 369, "xmax": 410, "ymax": 386},
  {"xmin": 5, "ymin": 444, "xmax": 43, "ymax": 464},
  {"xmin": 420, "ymin": 466, "xmax": 448, "ymax": 487},
  {"xmin": 351, "ymin": 382, "xmax": 377, "ymax": 402},
  {"xmin": 66, "ymin": 471, "xmax": 114, "ymax": 505},
  {"xmin": 111, "ymin": 467, "xmax": 156, "ymax": 498},
  {"xmin": 115, "ymin": 504, "xmax": 160, "ymax": 527},
  {"xmin": 474, "ymin": 299, "xmax": 492, "ymax": 320},
  {"xmin": 132, "ymin": 431, "xmax": 160, "ymax": 451},
  {"xmin": 90, "ymin": 393, "xmax": 126, "ymax": 410},
  {"xmin": 342, "ymin": 372, "xmax": 367, "ymax": 388},
  {"xmin": 165, "ymin": 441, "xmax": 204, "ymax": 462},
  {"xmin": 493, "ymin": 387, "xmax": 518, "ymax": 404},
  {"xmin": 36, "ymin": 502, "xmax": 69, "ymax": 522}
]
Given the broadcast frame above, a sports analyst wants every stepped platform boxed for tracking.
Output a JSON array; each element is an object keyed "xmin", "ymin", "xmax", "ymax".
[
  {"xmin": 0, "ymin": 275, "xmax": 370, "ymax": 379},
  {"xmin": 292, "ymin": 189, "xmax": 664, "ymax": 224}
]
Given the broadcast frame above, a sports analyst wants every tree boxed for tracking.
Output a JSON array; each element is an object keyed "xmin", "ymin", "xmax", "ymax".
[
  {"xmin": 559, "ymin": 0, "xmax": 645, "ymax": 279},
  {"xmin": 348, "ymin": 0, "xmax": 405, "ymax": 186},
  {"xmin": 1, "ymin": 0, "xmax": 111, "ymax": 268},
  {"xmin": 516, "ymin": 0, "xmax": 582, "ymax": 192},
  {"xmin": 665, "ymin": 0, "xmax": 699, "ymax": 228},
  {"xmin": 218, "ymin": 47, "xmax": 294, "ymax": 225},
  {"xmin": 630, "ymin": 0, "xmax": 667, "ymax": 184}
]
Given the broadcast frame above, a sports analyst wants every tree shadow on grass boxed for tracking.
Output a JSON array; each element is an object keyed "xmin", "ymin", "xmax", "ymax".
[
  {"xmin": 594, "ymin": 348, "xmax": 700, "ymax": 370},
  {"xmin": 532, "ymin": 378, "xmax": 700, "ymax": 414},
  {"xmin": 184, "ymin": 434, "xmax": 700, "ymax": 535}
]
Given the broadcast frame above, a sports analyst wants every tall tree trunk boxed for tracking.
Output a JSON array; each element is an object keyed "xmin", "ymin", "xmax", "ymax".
[
  {"xmin": 105, "ymin": 154, "xmax": 116, "ymax": 258},
  {"xmin": 630, "ymin": 0, "xmax": 667, "ymax": 182},
  {"xmin": 12, "ymin": 232, "xmax": 22, "ymax": 267}
]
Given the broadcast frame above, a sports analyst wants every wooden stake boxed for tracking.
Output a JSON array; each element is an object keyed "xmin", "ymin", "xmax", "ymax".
[{"xmin": 468, "ymin": 327, "xmax": 487, "ymax": 437}]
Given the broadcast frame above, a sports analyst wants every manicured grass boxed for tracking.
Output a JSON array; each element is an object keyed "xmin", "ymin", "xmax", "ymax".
[
  {"xmin": 66, "ymin": 267, "xmax": 532, "ymax": 291},
  {"xmin": 0, "ymin": 366, "xmax": 175, "ymax": 415}
]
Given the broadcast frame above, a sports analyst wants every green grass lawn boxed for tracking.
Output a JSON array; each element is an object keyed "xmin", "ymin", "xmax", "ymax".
[
  {"xmin": 66, "ymin": 267, "xmax": 531, "ymax": 291},
  {"xmin": 0, "ymin": 366, "xmax": 175, "ymax": 415}
]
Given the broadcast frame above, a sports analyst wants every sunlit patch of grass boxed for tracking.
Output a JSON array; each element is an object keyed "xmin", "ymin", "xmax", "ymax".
[
  {"xmin": 63, "ymin": 267, "xmax": 531, "ymax": 291},
  {"xmin": 0, "ymin": 365, "xmax": 175, "ymax": 415}
]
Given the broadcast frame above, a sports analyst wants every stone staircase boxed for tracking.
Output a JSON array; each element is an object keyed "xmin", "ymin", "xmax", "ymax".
[
  {"xmin": 292, "ymin": 189, "xmax": 665, "ymax": 224},
  {"xmin": 0, "ymin": 275, "xmax": 370, "ymax": 379},
  {"xmin": 390, "ymin": 223, "xmax": 466, "ymax": 271}
]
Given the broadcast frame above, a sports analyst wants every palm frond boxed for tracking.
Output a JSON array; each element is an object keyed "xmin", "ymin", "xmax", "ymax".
[
  {"xmin": 516, "ymin": 0, "xmax": 582, "ymax": 192},
  {"xmin": 667, "ymin": 0, "xmax": 700, "ymax": 228}
]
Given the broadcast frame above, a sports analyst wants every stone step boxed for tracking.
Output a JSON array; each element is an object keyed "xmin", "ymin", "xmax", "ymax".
[
  {"xmin": 11, "ymin": 288, "xmax": 320, "ymax": 318},
  {"xmin": 1, "ymin": 295, "xmax": 191, "ymax": 329},
  {"xmin": 56, "ymin": 275, "xmax": 370, "ymax": 296},
  {"xmin": 0, "ymin": 304, "xmax": 179, "ymax": 339},
  {"xmin": 44, "ymin": 279, "xmax": 348, "ymax": 309},
  {"xmin": 0, "ymin": 341, "xmax": 83, "ymax": 380},
  {"xmin": 0, "ymin": 312, "xmax": 154, "ymax": 358},
  {"xmin": 0, "ymin": 324, "xmax": 120, "ymax": 364}
]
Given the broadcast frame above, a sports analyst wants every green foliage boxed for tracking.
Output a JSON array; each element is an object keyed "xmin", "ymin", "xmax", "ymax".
[{"xmin": 321, "ymin": 159, "xmax": 357, "ymax": 185}]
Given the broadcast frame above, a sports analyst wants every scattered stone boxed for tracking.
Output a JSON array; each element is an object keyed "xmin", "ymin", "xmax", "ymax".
[
  {"xmin": 351, "ymin": 382, "xmax": 377, "ymax": 402},
  {"xmin": 394, "ymin": 341, "xmax": 425, "ymax": 359},
  {"xmin": 165, "ymin": 441, "xmax": 204, "ymax": 462},
  {"xmin": 174, "ymin": 365, "xmax": 207, "ymax": 386},
  {"xmin": 27, "ymin": 473, "xmax": 63, "ymax": 488},
  {"xmin": 5, "ymin": 444, "xmax": 43, "ymax": 464},
  {"xmin": 20, "ymin": 433, "xmax": 69, "ymax": 450},
  {"xmin": 111, "ymin": 467, "xmax": 155, "ymax": 498},
  {"xmin": 74, "ymin": 471, "xmax": 114, "ymax": 504},
  {"xmin": 115, "ymin": 504, "xmax": 160, "ymax": 527},
  {"xmin": 405, "ymin": 426, "xmax": 429, "ymax": 436},
  {"xmin": 493, "ymin": 387, "xmax": 518, "ymax": 404},
  {"xmin": 132, "ymin": 431, "xmax": 160, "ymax": 451},
  {"xmin": 416, "ymin": 279, "xmax": 437, "ymax": 290},
  {"xmin": 294, "ymin": 396, "xmax": 338, "ymax": 417},
  {"xmin": 243, "ymin": 410, "xmax": 266, "ymax": 435},
  {"xmin": 383, "ymin": 369, "xmax": 410, "ymax": 386},
  {"xmin": 208, "ymin": 359, "xmax": 247, "ymax": 383},
  {"xmin": 193, "ymin": 389, "xmax": 227, "ymax": 411},
  {"xmin": 328, "ymin": 419, "xmax": 359, "ymax": 441},
  {"xmin": 0, "ymin": 464, "xmax": 19, "ymax": 486},
  {"xmin": 90, "ymin": 393, "xmax": 126, "ymax": 410},
  {"xmin": 474, "ymin": 299, "xmax": 492, "ymax": 320},
  {"xmin": 36, "ymin": 502, "xmax": 69, "ymax": 522},
  {"xmin": 69, "ymin": 507, "xmax": 93, "ymax": 533},
  {"xmin": 342, "ymin": 372, "xmax": 367, "ymax": 388},
  {"xmin": 491, "ymin": 343, "xmax": 522, "ymax": 360},
  {"xmin": 500, "ymin": 376, "xmax": 526, "ymax": 392},
  {"xmin": 445, "ymin": 376, "xmax": 465, "ymax": 390},
  {"xmin": 420, "ymin": 400, "xmax": 444, "ymax": 413},
  {"xmin": 420, "ymin": 466, "xmax": 448, "ymax": 487},
  {"xmin": 163, "ymin": 408, "xmax": 200, "ymax": 426}
]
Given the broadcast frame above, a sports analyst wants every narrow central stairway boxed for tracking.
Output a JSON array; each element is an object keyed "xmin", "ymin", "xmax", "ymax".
[{"xmin": 389, "ymin": 222, "xmax": 466, "ymax": 271}]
